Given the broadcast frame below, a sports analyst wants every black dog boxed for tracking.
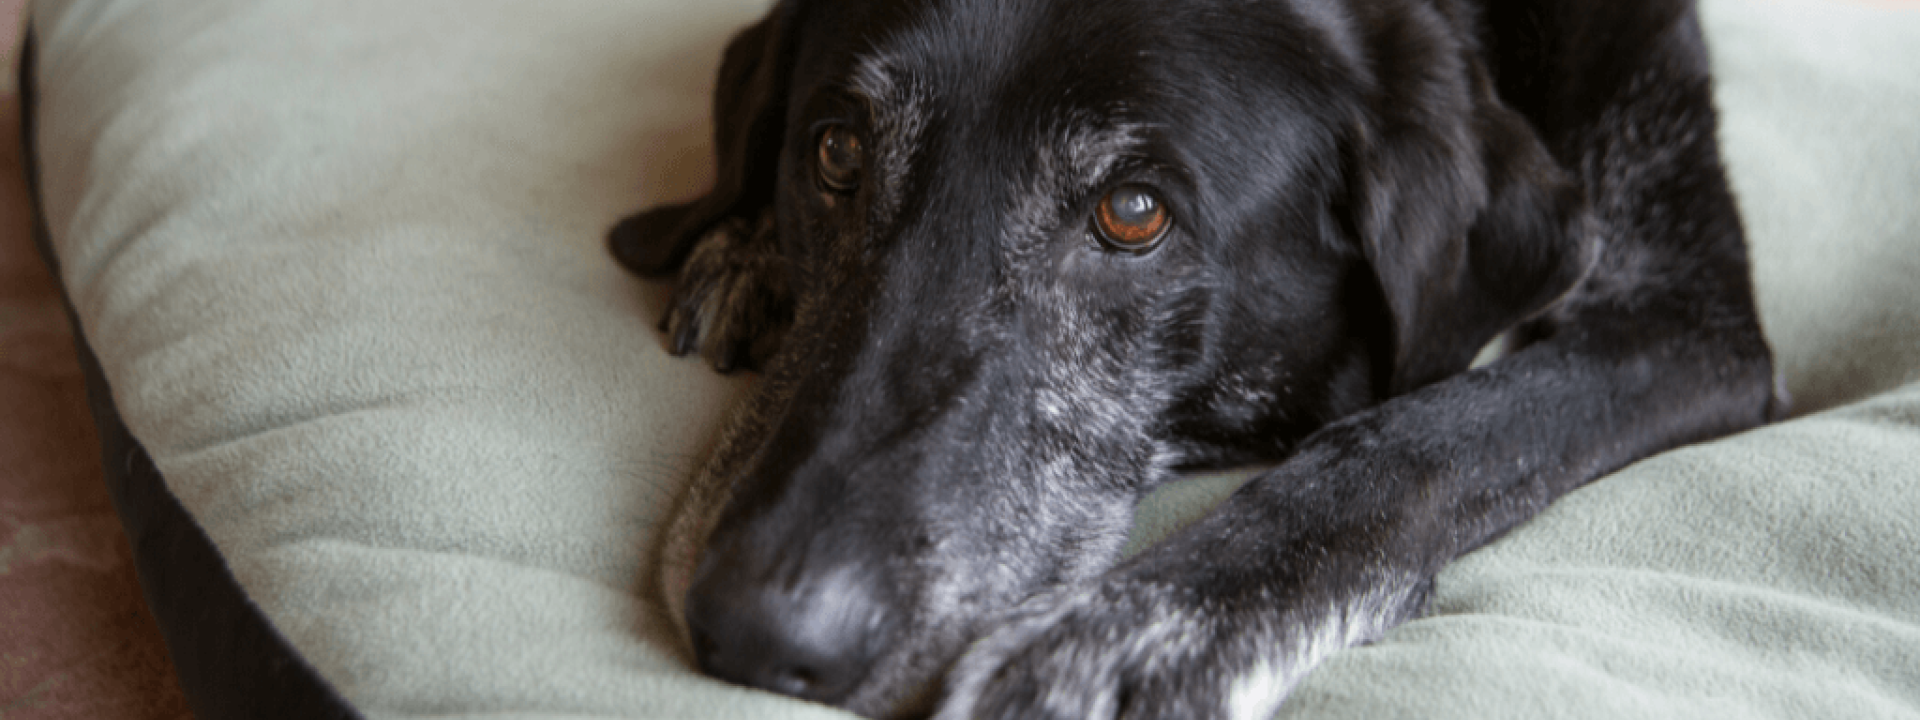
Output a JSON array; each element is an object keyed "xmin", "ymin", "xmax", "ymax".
[{"xmin": 610, "ymin": 0, "xmax": 1779, "ymax": 717}]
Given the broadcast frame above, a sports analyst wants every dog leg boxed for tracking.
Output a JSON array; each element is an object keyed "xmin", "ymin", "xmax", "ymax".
[
  {"xmin": 936, "ymin": 324, "xmax": 1773, "ymax": 720},
  {"xmin": 658, "ymin": 209, "xmax": 791, "ymax": 373}
]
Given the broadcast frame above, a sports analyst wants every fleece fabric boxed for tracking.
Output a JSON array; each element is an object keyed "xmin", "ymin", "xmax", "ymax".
[{"xmin": 26, "ymin": 0, "xmax": 1920, "ymax": 717}]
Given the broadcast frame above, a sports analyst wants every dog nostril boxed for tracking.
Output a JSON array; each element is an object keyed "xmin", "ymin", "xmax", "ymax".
[
  {"xmin": 768, "ymin": 666, "xmax": 819, "ymax": 698},
  {"xmin": 690, "ymin": 610, "xmax": 871, "ymax": 703},
  {"xmin": 686, "ymin": 566, "xmax": 891, "ymax": 705}
]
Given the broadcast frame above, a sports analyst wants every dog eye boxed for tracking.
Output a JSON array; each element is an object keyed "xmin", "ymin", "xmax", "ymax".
[
  {"xmin": 1093, "ymin": 185, "xmax": 1172, "ymax": 252},
  {"xmin": 816, "ymin": 125, "xmax": 863, "ymax": 192}
]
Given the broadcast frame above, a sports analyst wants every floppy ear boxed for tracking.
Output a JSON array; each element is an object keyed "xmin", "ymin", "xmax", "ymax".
[
  {"xmin": 1350, "ymin": 59, "xmax": 1595, "ymax": 395},
  {"xmin": 609, "ymin": 3, "xmax": 802, "ymax": 278}
]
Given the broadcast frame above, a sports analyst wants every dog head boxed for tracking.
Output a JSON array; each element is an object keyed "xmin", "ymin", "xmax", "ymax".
[{"xmin": 622, "ymin": 0, "xmax": 1591, "ymax": 716}]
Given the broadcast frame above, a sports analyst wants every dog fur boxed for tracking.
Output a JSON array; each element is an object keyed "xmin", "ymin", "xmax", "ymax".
[{"xmin": 610, "ymin": 1, "xmax": 1779, "ymax": 717}]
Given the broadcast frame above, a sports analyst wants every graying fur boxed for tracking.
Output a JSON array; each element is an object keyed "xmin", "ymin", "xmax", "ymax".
[{"xmin": 620, "ymin": 0, "xmax": 1778, "ymax": 717}]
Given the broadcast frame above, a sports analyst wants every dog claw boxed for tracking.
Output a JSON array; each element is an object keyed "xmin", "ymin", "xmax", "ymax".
[{"xmin": 668, "ymin": 309, "xmax": 701, "ymax": 357}]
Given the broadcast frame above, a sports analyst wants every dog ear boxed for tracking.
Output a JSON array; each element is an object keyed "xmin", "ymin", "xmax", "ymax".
[
  {"xmin": 609, "ymin": 3, "xmax": 803, "ymax": 278},
  {"xmin": 1350, "ymin": 61, "xmax": 1594, "ymax": 396}
]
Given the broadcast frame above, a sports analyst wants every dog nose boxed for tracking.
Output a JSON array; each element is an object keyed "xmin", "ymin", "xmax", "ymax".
[{"xmin": 686, "ymin": 563, "xmax": 890, "ymax": 704}]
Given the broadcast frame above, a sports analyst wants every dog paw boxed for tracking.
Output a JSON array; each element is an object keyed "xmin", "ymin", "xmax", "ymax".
[
  {"xmin": 932, "ymin": 577, "xmax": 1297, "ymax": 720},
  {"xmin": 661, "ymin": 213, "xmax": 792, "ymax": 373}
]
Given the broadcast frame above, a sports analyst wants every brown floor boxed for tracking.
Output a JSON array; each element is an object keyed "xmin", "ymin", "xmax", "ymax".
[{"xmin": 0, "ymin": 4, "xmax": 195, "ymax": 718}]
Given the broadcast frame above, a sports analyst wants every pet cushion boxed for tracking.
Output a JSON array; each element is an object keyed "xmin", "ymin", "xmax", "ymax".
[{"xmin": 24, "ymin": 0, "xmax": 1919, "ymax": 719}]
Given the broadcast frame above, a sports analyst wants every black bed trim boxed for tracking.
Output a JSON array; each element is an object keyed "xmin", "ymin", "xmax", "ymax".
[{"xmin": 20, "ymin": 29, "xmax": 363, "ymax": 720}]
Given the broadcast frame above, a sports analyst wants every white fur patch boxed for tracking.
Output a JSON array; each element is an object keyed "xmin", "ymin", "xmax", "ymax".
[
  {"xmin": 1225, "ymin": 578, "xmax": 1420, "ymax": 720},
  {"xmin": 1226, "ymin": 657, "xmax": 1298, "ymax": 720}
]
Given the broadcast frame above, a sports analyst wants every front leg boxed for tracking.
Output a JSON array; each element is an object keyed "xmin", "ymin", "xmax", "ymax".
[
  {"xmin": 936, "ymin": 536, "xmax": 1428, "ymax": 720},
  {"xmin": 937, "ymin": 330, "xmax": 1775, "ymax": 719},
  {"xmin": 935, "ymin": 444, "xmax": 1435, "ymax": 720}
]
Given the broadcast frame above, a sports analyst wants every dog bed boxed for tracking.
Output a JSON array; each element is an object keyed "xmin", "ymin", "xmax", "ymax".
[{"xmin": 23, "ymin": 0, "xmax": 1919, "ymax": 718}]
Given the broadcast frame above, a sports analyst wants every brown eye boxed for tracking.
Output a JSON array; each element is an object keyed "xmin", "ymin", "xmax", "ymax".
[
  {"xmin": 817, "ymin": 125, "xmax": 863, "ymax": 192},
  {"xmin": 1093, "ymin": 185, "xmax": 1172, "ymax": 252}
]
